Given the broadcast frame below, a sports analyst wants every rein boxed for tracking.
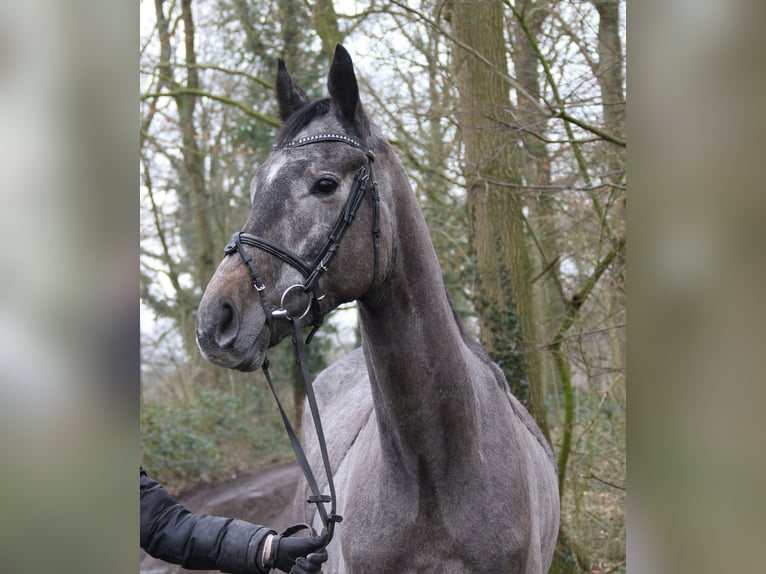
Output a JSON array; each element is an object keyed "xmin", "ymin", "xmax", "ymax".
[
  {"xmin": 260, "ymin": 318, "xmax": 341, "ymax": 544},
  {"xmin": 223, "ymin": 132, "xmax": 380, "ymax": 550}
]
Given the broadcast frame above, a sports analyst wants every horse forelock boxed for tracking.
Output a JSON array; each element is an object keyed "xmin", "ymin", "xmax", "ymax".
[
  {"xmin": 274, "ymin": 97, "xmax": 372, "ymax": 152},
  {"xmin": 274, "ymin": 98, "xmax": 331, "ymax": 147}
]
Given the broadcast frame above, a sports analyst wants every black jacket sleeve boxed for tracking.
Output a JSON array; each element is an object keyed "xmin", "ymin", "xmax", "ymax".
[{"xmin": 140, "ymin": 468, "xmax": 275, "ymax": 573}]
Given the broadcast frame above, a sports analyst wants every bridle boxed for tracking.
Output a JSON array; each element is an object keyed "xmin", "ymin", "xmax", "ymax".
[
  {"xmin": 222, "ymin": 131, "xmax": 380, "ymax": 551},
  {"xmin": 224, "ymin": 132, "xmax": 380, "ymax": 342}
]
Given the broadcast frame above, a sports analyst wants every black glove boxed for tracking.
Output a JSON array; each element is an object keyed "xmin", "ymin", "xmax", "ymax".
[
  {"xmin": 289, "ymin": 550, "xmax": 328, "ymax": 574},
  {"xmin": 270, "ymin": 529, "xmax": 327, "ymax": 573}
]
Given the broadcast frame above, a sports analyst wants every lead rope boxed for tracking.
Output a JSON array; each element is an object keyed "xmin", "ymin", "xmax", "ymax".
[{"xmin": 260, "ymin": 318, "xmax": 342, "ymax": 549}]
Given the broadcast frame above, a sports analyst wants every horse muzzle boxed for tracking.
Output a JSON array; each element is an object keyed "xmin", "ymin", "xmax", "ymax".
[{"xmin": 195, "ymin": 293, "xmax": 271, "ymax": 371}]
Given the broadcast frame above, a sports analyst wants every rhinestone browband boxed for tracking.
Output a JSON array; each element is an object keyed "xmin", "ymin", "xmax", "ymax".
[{"xmin": 281, "ymin": 132, "xmax": 364, "ymax": 150}]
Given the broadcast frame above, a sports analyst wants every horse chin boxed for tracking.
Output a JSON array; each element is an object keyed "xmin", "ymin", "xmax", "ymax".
[{"xmin": 233, "ymin": 325, "xmax": 271, "ymax": 372}]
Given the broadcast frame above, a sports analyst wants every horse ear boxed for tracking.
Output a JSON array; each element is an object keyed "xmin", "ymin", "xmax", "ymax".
[
  {"xmin": 276, "ymin": 59, "xmax": 310, "ymax": 122},
  {"xmin": 327, "ymin": 45, "xmax": 360, "ymax": 124}
]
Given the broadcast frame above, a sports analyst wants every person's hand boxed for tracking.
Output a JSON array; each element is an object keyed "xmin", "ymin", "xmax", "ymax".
[
  {"xmin": 289, "ymin": 550, "xmax": 328, "ymax": 574},
  {"xmin": 270, "ymin": 529, "xmax": 327, "ymax": 573}
]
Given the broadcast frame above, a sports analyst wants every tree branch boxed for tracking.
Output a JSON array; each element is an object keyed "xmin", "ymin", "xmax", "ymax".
[
  {"xmin": 551, "ymin": 235, "xmax": 625, "ymax": 495},
  {"xmin": 390, "ymin": 0, "xmax": 625, "ymax": 146},
  {"xmin": 586, "ymin": 473, "xmax": 626, "ymax": 491},
  {"xmin": 143, "ymin": 62, "xmax": 274, "ymax": 90},
  {"xmin": 506, "ymin": 0, "xmax": 622, "ymax": 249},
  {"xmin": 140, "ymin": 88, "xmax": 281, "ymax": 127},
  {"xmin": 554, "ymin": 109, "xmax": 625, "ymax": 147}
]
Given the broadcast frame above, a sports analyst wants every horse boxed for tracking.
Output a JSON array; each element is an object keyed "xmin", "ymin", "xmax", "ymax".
[{"xmin": 195, "ymin": 45, "xmax": 559, "ymax": 573}]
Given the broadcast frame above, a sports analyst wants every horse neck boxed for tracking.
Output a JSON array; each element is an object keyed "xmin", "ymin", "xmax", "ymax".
[{"xmin": 357, "ymin": 175, "xmax": 481, "ymax": 477}]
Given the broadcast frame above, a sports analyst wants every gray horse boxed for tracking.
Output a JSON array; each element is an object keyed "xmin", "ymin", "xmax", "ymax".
[{"xmin": 196, "ymin": 45, "xmax": 559, "ymax": 573}]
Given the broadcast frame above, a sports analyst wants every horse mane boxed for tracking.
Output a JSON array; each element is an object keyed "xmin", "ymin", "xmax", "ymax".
[
  {"xmin": 444, "ymin": 290, "xmax": 502, "ymax": 389},
  {"xmin": 446, "ymin": 290, "xmax": 557, "ymax": 467},
  {"xmin": 275, "ymin": 98, "xmax": 332, "ymax": 147}
]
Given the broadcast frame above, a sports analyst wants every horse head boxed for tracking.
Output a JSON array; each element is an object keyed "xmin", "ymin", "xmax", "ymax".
[{"xmin": 196, "ymin": 45, "xmax": 393, "ymax": 371}]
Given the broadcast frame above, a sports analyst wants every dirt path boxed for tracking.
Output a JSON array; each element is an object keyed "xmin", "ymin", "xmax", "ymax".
[{"xmin": 140, "ymin": 461, "xmax": 302, "ymax": 574}]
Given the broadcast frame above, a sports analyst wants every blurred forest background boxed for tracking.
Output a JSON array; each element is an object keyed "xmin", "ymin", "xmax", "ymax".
[{"xmin": 139, "ymin": 0, "xmax": 625, "ymax": 572}]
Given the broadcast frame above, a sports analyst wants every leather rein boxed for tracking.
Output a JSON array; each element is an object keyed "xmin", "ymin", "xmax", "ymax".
[{"xmin": 222, "ymin": 132, "xmax": 380, "ymax": 549}]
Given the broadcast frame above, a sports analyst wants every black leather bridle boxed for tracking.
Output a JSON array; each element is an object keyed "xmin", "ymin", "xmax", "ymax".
[
  {"xmin": 222, "ymin": 132, "xmax": 380, "ymax": 551},
  {"xmin": 224, "ymin": 132, "xmax": 380, "ymax": 341}
]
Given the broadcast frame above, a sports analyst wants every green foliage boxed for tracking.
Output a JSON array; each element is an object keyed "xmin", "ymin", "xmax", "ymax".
[
  {"xmin": 140, "ymin": 400, "xmax": 221, "ymax": 482},
  {"xmin": 140, "ymin": 387, "xmax": 293, "ymax": 488}
]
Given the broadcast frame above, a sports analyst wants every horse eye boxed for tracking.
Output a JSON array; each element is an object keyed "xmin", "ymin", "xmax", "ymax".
[{"xmin": 312, "ymin": 178, "xmax": 338, "ymax": 195}]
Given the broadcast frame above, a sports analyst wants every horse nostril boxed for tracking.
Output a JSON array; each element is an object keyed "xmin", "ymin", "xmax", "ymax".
[{"xmin": 215, "ymin": 298, "xmax": 239, "ymax": 347}]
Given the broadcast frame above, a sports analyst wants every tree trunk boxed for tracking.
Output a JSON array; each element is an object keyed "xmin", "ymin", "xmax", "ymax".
[
  {"xmin": 593, "ymin": 1, "xmax": 625, "ymax": 143},
  {"xmin": 179, "ymin": 0, "xmax": 216, "ymax": 291},
  {"xmin": 154, "ymin": 0, "xmax": 222, "ymax": 386},
  {"xmin": 449, "ymin": 0, "xmax": 548, "ymax": 436},
  {"xmin": 593, "ymin": 0, "xmax": 626, "ymax": 243},
  {"xmin": 512, "ymin": 1, "xmax": 551, "ymax": 193},
  {"xmin": 510, "ymin": 0, "xmax": 565, "ymax": 434},
  {"xmin": 312, "ymin": 0, "xmax": 343, "ymax": 62}
]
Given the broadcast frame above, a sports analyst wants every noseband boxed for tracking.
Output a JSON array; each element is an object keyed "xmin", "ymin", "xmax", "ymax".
[
  {"xmin": 221, "ymin": 132, "xmax": 381, "ymax": 550},
  {"xmin": 224, "ymin": 132, "xmax": 380, "ymax": 339}
]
